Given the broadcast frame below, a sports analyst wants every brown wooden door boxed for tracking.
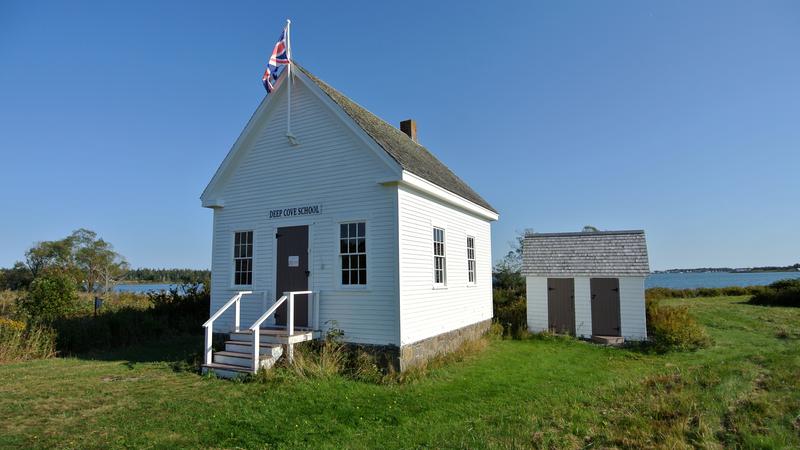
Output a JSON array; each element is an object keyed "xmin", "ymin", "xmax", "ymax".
[
  {"xmin": 590, "ymin": 278, "xmax": 621, "ymax": 336},
  {"xmin": 547, "ymin": 278, "xmax": 575, "ymax": 335},
  {"xmin": 274, "ymin": 225, "xmax": 309, "ymax": 327}
]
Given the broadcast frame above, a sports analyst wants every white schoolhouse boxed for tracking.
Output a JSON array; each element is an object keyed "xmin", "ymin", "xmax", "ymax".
[{"xmin": 200, "ymin": 64, "xmax": 498, "ymax": 377}]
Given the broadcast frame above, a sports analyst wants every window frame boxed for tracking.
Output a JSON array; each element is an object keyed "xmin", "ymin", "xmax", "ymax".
[
  {"xmin": 338, "ymin": 220, "xmax": 368, "ymax": 289},
  {"xmin": 433, "ymin": 226, "xmax": 447, "ymax": 288},
  {"xmin": 466, "ymin": 235, "xmax": 476, "ymax": 286},
  {"xmin": 232, "ymin": 230, "xmax": 254, "ymax": 288}
]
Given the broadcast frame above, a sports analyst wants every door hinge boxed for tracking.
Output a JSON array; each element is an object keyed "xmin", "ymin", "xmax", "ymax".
[{"xmin": 276, "ymin": 233, "xmax": 282, "ymax": 239}]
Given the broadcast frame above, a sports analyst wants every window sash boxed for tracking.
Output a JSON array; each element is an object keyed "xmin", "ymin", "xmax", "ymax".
[
  {"xmin": 433, "ymin": 227, "xmax": 446, "ymax": 285},
  {"xmin": 233, "ymin": 231, "xmax": 253, "ymax": 286},
  {"xmin": 467, "ymin": 236, "xmax": 476, "ymax": 284},
  {"xmin": 340, "ymin": 222, "xmax": 366, "ymax": 286}
]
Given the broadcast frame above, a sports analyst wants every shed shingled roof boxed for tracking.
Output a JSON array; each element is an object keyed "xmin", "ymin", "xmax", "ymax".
[
  {"xmin": 295, "ymin": 64, "xmax": 497, "ymax": 214},
  {"xmin": 522, "ymin": 230, "xmax": 650, "ymax": 277}
]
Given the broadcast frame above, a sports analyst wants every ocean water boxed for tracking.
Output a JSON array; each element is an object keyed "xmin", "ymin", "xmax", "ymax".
[
  {"xmin": 115, "ymin": 283, "xmax": 184, "ymax": 293},
  {"xmin": 645, "ymin": 271, "xmax": 800, "ymax": 289},
  {"xmin": 115, "ymin": 271, "xmax": 800, "ymax": 293}
]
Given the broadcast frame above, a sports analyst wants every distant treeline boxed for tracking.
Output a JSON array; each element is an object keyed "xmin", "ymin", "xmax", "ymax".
[
  {"xmin": 656, "ymin": 263, "xmax": 800, "ymax": 274},
  {"xmin": 126, "ymin": 268, "xmax": 210, "ymax": 284}
]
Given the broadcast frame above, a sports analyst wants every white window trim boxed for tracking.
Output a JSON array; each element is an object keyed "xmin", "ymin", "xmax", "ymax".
[
  {"xmin": 231, "ymin": 229, "xmax": 255, "ymax": 289},
  {"xmin": 466, "ymin": 235, "xmax": 476, "ymax": 287},
  {"xmin": 432, "ymin": 226, "xmax": 447, "ymax": 289},
  {"xmin": 337, "ymin": 220, "xmax": 370, "ymax": 290}
]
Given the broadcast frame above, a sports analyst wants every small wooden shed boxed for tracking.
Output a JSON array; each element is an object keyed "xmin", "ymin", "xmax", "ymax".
[{"xmin": 522, "ymin": 230, "xmax": 650, "ymax": 342}]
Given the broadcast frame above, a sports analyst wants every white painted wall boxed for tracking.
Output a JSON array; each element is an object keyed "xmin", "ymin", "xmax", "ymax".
[
  {"xmin": 573, "ymin": 277, "xmax": 592, "ymax": 338},
  {"xmin": 397, "ymin": 185, "xmax": 493, "ymax": 345},
  {"xmin": 619, "ymin": 276, "xmax": 647, "ymax": 340},
  {"xmin": 209, "ymin": 79, "xmax": 401, "ymax": 345},
  {"xmin": 525, "ymin": 276, "xmax": 548, "ymax": 332}
]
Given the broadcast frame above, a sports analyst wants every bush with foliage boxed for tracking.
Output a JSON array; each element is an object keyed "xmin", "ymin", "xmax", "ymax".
[
  {"xmin": 748, "ymin": 279, "xmax": 800, "ymax": 307},
  {"xmin": 16, "ymin": 272, "xmax": 79, "ymax": 322},
  {"xmin": 51, "ymin": 283, "xmax": 209, "ymax": 354},
  {"xmin": 645, "ymin": 285, "xmax": 767, "ymax": 300},
  {"xmin": 645, "ymin": 299, "xmax": 712, "ymax": 352}
]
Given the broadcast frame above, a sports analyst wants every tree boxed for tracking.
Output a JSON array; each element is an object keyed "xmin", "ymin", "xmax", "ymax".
[
  {"xmin": 17, "ymin": 272, "xmax": 79, "ymax": 322},
  {"xmin": 25, "ymin": 239, "xmax": 73, "ymax": 278},
  {"xmin": 0, "ymin": 262, "xmax": 34, "ymax": 290},
  {"xmin": 70, "ymin": 229, "xmax": 128, "ymax": 293},
  {"xmin": 21, "ymin": 229, "xmax": 128, "ymax": 293}
]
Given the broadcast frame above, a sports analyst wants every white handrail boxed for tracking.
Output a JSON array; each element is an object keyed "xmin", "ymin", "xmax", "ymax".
[
  {"xmin": 202, "ymin": 291, "xmax": 252, "ymax": 365},
  {"xmin": 249, "ymin": 295, "xmax": 288, "ymax": 372}
]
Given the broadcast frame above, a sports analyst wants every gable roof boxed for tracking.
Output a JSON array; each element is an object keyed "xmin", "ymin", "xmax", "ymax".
[
  {"xmin": 522, "ymin": 230, "xmax": 650, "ymax": 277},
  {"xmin": 294, "ymin": 64, "xmax": 497, "ymax": 213}
]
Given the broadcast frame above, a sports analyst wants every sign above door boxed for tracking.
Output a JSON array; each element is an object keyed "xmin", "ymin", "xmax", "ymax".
[{"xmin": 268, "ymin": 204, "xmax": 322, "ymax": 220}]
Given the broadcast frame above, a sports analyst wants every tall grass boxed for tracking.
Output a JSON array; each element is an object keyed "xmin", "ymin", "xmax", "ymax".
[
  {"xmin": 254, "ymin": 327, "xmax": 492, "ymax": 385},
  {"xmin": 0, "ymin": 318, "xmax": 56, "ymax": 363}
]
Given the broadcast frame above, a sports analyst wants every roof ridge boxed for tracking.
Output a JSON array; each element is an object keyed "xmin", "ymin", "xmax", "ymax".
[
  {"xmin": 525, "ymin": 230, "xmax": 645, "ymax": 238},
  {"xmin": 293, "ymin": 62, "xmax": 497, "ymax": 214}
]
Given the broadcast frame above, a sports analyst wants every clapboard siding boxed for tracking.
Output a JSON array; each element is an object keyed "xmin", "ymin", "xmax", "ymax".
[
  {"xmin": 526, "ymin": 276, "xmax": 548, "ymax": 332},
  {"xmin": 619, "ymin": 277, "xmax": 647, "ymax": 340},
  {"xmin": 573, "ymin": 277, "xmax": 592, "ymax": 338},
  {"xmin": 210, "ymin": 80, "xmax": 400, "ymax": 345},
  {"xmin": 397, "ymin": 186, "xmax": 493, "ymax": 345}
]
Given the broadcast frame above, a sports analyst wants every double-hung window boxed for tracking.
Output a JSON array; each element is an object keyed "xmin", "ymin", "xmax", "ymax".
[
  {"xmin": 467, "ymin": 236, "xmax": 476, "ymax": 284},
  {"xmin": 433, "ymin": 227, "xmax": 447, "ymax": 285},
  {"xmin": 340, "ymin": 222, "xmax": 366, "ymax": 286},
  {"xmin": 233, "ymin": 231, "xmax": 253, "ymax": 286}
]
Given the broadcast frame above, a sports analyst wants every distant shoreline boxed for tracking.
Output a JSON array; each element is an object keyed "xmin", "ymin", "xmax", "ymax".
[{"xmin": 653, "ymin": 267, "xmax": 799, "ymax": 274}]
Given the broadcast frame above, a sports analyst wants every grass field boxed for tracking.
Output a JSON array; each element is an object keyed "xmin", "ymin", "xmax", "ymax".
[{"xmin": 1, "ymin": 296, "xmax": 798, "ymax": 449}]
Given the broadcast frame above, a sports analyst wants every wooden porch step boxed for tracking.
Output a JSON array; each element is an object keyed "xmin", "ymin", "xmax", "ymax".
[
  {"xmin": 591, "ymin": 335, "xmax": 625, "ymax": 345},
  {"xmin": 214, "ymin": 350, "xmax": 271, "ymax": 360},
  {"xmin": 201, "ymin": 362, "xmax": 253, "ymax": 379}
]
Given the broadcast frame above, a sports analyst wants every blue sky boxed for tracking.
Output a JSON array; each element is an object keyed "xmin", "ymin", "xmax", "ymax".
[{"xmin": 1, "ymin": 1, "xmax": 798, "ymax": 270}]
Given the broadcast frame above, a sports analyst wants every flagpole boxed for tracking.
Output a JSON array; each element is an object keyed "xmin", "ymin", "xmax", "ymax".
[{"xmin": 286, "ymin": 19, "xmax": 292, "ymax": 139}]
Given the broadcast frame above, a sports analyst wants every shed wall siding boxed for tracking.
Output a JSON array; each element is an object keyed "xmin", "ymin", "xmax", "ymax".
[
  {"xmin": 573, "ymin": 277, "xmax": 592, "ymax": 338},
  {"xmin": 209, "ymin": 80, "xmax": 400, "ymax": 345},
  {"xmin": 397, "ymin": 186, "xmax": 493, "ymax": 345},
  {"xmin": 526, "ymin": 276, "xmax": 548, "ymax": 332},
  {"xmin": 619, "ymin": 276, "xmax": 647, "ymax": 340}
]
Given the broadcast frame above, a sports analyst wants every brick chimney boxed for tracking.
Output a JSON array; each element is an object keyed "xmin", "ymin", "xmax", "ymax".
[{"xmin": 400, "ymin": 119, "xmax": 417, "ymax": 142}]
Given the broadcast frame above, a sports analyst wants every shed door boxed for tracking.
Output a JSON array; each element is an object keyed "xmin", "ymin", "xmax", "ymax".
[
  {"xmin": 274, "ymin": 225, "xmax": 309, "ymax": 327},
  {"xmin": 547, "ymin": 278, "xmax": 575, "ymax": 335},
  {"xmin": 590, "ymin": 278, "xmax": 621, "ymax": 336}
]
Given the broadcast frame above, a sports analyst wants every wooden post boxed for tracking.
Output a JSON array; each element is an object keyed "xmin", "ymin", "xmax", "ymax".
[
  {"xmin": 234, "ymin": 295, "xmax": 241, "ymax": 332},
  {"xmin": 204, "ymin": 326, "xmax": 213, "ymax": 365},
  {"xmin": 313, "ymin": 292, "xmax": 320, "ymax": 330},
  {"xmin": 287, "ymin": 291, "xmax": 294, "ymax": 363},
  {"xmin": 252, "ymin": 324, "xmax": 260, "ymax": 373}
]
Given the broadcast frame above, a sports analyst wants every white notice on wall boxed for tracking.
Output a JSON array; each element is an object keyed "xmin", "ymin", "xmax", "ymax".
[{"xmin": 288, "ymin": 256, "xmax": 299, "ymax": 267}]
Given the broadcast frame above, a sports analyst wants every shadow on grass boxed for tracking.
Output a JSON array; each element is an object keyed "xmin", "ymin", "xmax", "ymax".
[{"xmin": 71, "ymin": 334, "xmax": 204, "ymax": 372}]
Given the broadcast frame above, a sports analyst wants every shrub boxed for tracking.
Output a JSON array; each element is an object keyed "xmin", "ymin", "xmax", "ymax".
[
  {"xmin": 16, "ymin": 273, "xmax": 79, "ymax": 322},
  {"xmin": 748, "ymin": 279, "xmax": 800, "ymax": 307},
  {"xmin": 50, "ymin": 283, "xmax": 209, "ymax": 354},
  {"xmin": 0, "ymin": 318, "xmax": 56, "ymax": 362},
  {"xmin": 646, "ymin": 285, "xmax": 768, "ymax": 300},
  {"xmin": 495, "ymin": 299, "xmax": 527, "ymax": 338},
  {"xmin": 646, "ymin": 299, "xmax": 712, "ymax": 352}
]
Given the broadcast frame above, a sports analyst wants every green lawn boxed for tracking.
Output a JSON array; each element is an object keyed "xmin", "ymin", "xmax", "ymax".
[{"xmin": 1, "ymin": 296, "xmax": 798, "ymax": 449}]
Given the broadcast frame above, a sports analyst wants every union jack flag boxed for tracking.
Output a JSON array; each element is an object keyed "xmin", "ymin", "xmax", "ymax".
[{"xmin": 262, "ymin": 26, "xmax": 290, "ymax": 93}]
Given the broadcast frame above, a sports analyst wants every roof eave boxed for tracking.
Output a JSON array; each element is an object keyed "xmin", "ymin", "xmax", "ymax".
[{"xmin": 391, "ymin": 170, "xmax": 499, "ymax": 221}]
